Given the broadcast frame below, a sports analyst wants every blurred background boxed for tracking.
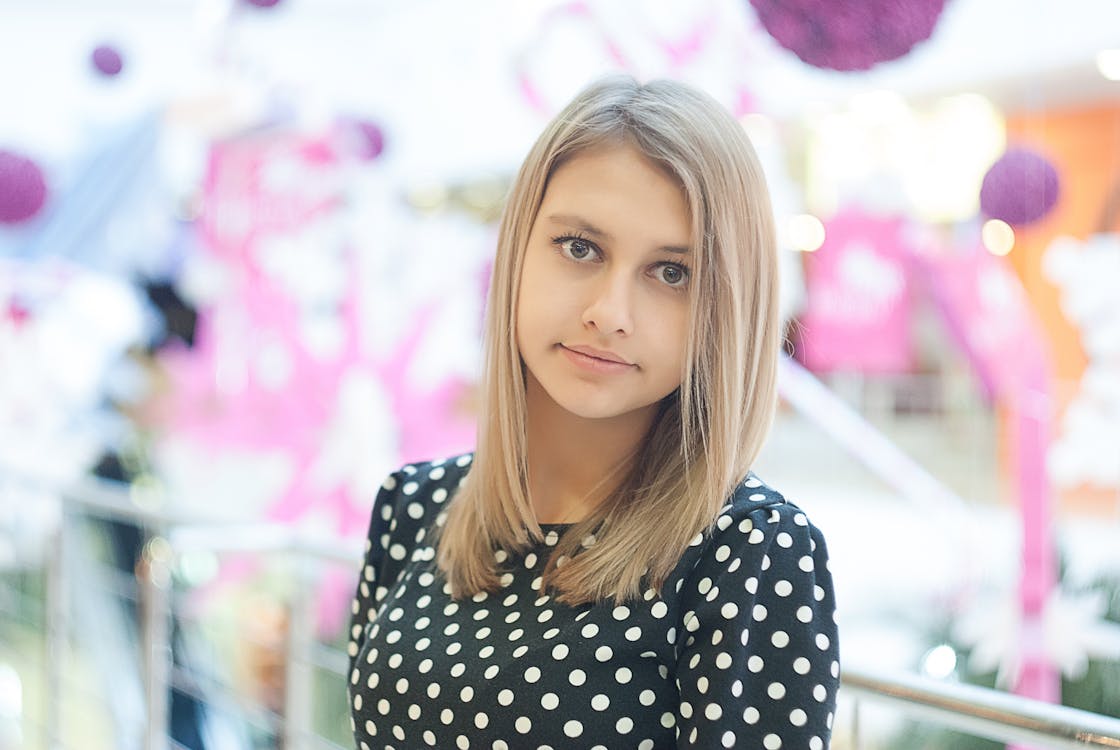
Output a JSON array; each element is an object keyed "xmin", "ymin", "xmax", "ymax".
[{"xmin": 1, "ymin": 0, "xmax": 1118, "ymax": 748}]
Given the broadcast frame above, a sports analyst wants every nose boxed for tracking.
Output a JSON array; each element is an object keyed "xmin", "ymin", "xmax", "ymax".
[{"xmin": 581, "ymin": 272, "xmax": 634, "ymax": 336}]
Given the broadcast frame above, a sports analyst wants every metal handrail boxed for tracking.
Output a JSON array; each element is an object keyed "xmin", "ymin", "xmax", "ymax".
[
  {"xmin": 843, "ymin": 665, "xmax": 1120, "ymax": 749},
  {"xmin": 7, "ymin": 470, "xmax": 1120, "ymax": 749}
]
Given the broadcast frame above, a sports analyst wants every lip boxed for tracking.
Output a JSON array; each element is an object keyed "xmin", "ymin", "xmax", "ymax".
[{"xmin": 559, "ymin": 344, "xmax": 635, "ymax": 373}]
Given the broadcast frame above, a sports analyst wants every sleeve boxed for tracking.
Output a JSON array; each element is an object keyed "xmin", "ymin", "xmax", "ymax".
[
  {"xmin": 346, "ymin": 469, "xmax": 401, "ymax": 681},
  {"xmin": 673, "ymin": 503, "xmax": 840, "ymax": 749}
]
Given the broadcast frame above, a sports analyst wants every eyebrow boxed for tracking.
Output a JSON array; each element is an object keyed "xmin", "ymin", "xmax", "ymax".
[{"xmin": 546, "ymin": 213, "xmax": 690, "ymax": 255}]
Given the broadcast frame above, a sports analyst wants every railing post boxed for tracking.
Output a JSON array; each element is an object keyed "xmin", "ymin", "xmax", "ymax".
[
  {"xmin": 283, "ymin": 553, "xmax": 314, "ymax": 750},
  {"xmin": 140, "ymin": 536, "xmax": 173, "ymax": 750},
  {"xmin": 44, "ymin": 521, "xmax": 65, "ymax": 750}
]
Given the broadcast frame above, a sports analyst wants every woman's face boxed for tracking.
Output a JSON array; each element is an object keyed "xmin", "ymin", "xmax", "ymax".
[{"xmin": 516, "ymin": 143, "xmax": 693, "ymax": 424}]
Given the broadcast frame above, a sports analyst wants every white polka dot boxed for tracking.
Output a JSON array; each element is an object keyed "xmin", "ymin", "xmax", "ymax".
[
  {"xmin": 493, "ymin": 742, "xmax": 508, "ymax": 750},
  {"xmin": 705, "ymin": 703, "xmax": 722, "ymax": 720},
  {"xmin": 814, "ymin": 684, "xmax": 827, "ymax": 702},
  {"xmin": 697, "ymin": 577, "xmax": 713, "ymax": 595},
  {"xmin": 541, "ymin": 693, "xmax": 559, "ymax": 710},
  {"xmin": 407, "ymin": 703, "xmax": 421, "ymax": 720},
  {"xmin": 515, "ymin": 717, "xmax": 531, "ymax": 733},
  {"xmin": 581, "ymin": 623, "xmax": 599, "ymax": 637},
  {"xmin": 753, "ymin": 604, "xmax": 768, "ymax": 621},
  {"xmin": 715, "ymin": 652, "xmax": 732, "ymax": 669},
  {"xmin": 455, "ymin": 735, "xmax": 469, "ymax": 750},
  {"xmin": 748, "ymin": 528, "xmax": 765, "ymax": 544},
  {"xmin": 613, "ymin": 606, "xmax": 630, "ymax": 620},
  {"xmin": 615, "ymin": 667, "xmax": 632, "ymax": 684},
  {"xmin": 774, "ymin": 580, "xmax": 793, "ymax": 597},
  {"xmin": 591, "ymin": 694, "xmax": 610, "ymax": 710},
  {"xmin": 625, "ymin": 626, "xmax": 642, "ymax": 641},
  {"xmin": 794, "ymin": 657, "xmax": 811, "ymax": 674},
  {"xmin": 697, "ymin": 676, "xmax": 709, "ymax": 694},
  {"xmin": 748, "ymin": 655, "xmax": 764, "ymax": 672},
  {"xmin": 799, "ymin": 555, "xmax": 815, "ymax": 572},
  {"xmin": 745, "ymin": 577, "xmax": 758, "ymax": 594},
  {"xmin": 616, "ymin": 717, "xmax": 633, "ymax": 734},
  {"xmin": 594, "ymin": 645, "xmax": 614, "ymax": 661},
  {"xmin": 763, "ymin": 734, "xmax": 782, "ymax": 749},
  {"xmin": 427, "ymin": 683, "xmax": 440, "ymax": 699},
  {"xmin": 474, "ymin": 712, "xmax": 488, "ymax": 729},
  {"xmin": 524, "ymin": 666, "xmax": 541, "ymax": 683},
  {"xmin": 776, "ymin": 532, "xmax": 793, "ymax": 548},
  {"xmin": 552, "ymin": 644, "xmax": 569, "ymax": 660},
  {"xmin": 564, "ymin": 720, "xmax": 583, "ymax": 738},
  {"xmin": 744, "ymin": 706, "xmax": 760, "ymax": 724},
  {"xmin": 772, "ymin": 630, "xmax": 790, "ymax": 648},
  {"xmin": 797, "ymin": 606, "xmax": 814, "ymax": 623},
  {"xmin": 790, "ymin": 708, "xmax": 807, "ymax": 726},
  {"xmin": 768, "ymin": 682, "xmax": 787, "ymax": 700},
  {"xmin": 460, "ymin": 686, "xmax": 474, "ymax": 702},
  {"xmin": 714, "ymin": 544, "xmax": 731, "ymax": 562},
  {"xmin": 721, "ymin": 602, "xmax": 739, "ymax": 619},
  {"xmin": 660, "ymin": 712, "xmax": 675, "ymax": 728},
  {"xmin": 816, "ymin": 633, "xmax": 831, "ymax": 650},
  {"xmin": 722, "ymin": 730, "xmax": 736, "ymax": 748},
  {"xmin": 484, "ymin": 664, "xmax": 499, "ymax": 679},
  {"xmin": 650, "ymin": 601, "xmax": 668, "ymax": 619},
  {"xmin": 395, "ymin": 678, "xmax": 409, "ymax": 694},
  {"xmin": 809, "ymin": 737, "xmax": 823, "ymax": 750}
]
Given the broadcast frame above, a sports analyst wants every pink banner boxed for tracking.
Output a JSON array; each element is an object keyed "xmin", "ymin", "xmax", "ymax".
[{"xmin": 798, "ymin": 210, "xmax": 915, "ymax": 374}]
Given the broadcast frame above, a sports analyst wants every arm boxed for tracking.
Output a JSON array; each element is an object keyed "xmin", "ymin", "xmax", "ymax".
[
  {"xmin": 674, "ymin": 502, "xmax": 839, "ymax": 749},
  {"xmin": 346, "ymin": 470, "xmax": 401, "ymax": 681}
]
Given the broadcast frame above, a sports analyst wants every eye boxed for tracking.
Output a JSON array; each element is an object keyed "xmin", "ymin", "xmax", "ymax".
[
  {"xmin": 554, "ymin": 236, "xmax": 599, "ymax": 262},
  {"xmin": 655, "ymin": 263, "xmax": 690, "ymax": 288}
]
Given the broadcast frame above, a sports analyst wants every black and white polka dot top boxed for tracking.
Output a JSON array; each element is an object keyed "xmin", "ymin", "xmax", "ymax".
[{"xmin": 347, "ymin": 453, "xmax": 839, "ymax": 749}]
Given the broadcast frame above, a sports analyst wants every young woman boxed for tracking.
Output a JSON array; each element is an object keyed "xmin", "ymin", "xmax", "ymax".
[{"xmin": 348, "ymin": 76, "xmax": 839, "ymax": 749}]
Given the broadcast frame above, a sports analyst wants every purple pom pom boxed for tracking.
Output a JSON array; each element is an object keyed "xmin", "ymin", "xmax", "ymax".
[
  {"xmin": 749, "ymin": 0, "xmax": 947, "ymax": 71},
  {"xmin": 91, "ymin": 45, "xmax": 124, "ymax": 77},
  {"xmin": 980, "ymin": 147, "xmax": 1061, "ymax": 226},
  {"xmin": 0, "ymin": 150, "xmax": 49, "ymax": 225}
]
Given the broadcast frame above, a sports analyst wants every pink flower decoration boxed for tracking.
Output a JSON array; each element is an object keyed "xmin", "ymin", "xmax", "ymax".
[
  {"xmin": 980, "ymin": 147, "xmax": 1061, "ymax": 226},
  {"xmin": 0, "ymin": 150, "xmax": 48, "ymax": 225},
  {"xmin": 748, "ymin": 0, "xmax": 946, "ymax": 71}
]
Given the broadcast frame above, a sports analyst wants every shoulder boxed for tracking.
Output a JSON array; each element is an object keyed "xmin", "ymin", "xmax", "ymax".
[
  {"xmin": 367, "ymin": 452, "xmax": 474, "ymax": 548},
  {"xmin": 671, "ymin": 472, "xmax": 830, "ymax": 588}
]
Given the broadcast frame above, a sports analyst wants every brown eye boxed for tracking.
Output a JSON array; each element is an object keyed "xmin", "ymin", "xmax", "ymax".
[
  {"xmin": 561, "ymin": 238, "xmax": 595, "ymax": 260},
  {"xmin": 658, "ymin": 264, "xmax": 689, "ymax": 287}
]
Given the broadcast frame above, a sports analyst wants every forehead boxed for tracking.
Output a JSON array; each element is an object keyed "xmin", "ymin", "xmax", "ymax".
[{"xmin": 537, "ymin": 144, "xmax": 692, "ymax": 241}]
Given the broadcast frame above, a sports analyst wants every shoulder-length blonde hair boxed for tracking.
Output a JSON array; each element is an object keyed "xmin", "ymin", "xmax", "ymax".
[{"xmin": 437, "ymin": 75, "xmax": 780, "ymax": 605}]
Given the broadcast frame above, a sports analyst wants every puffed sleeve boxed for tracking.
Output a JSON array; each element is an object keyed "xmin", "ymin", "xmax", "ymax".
[
  {"xmin": 346, "ymin": 469, "xmax": 402, "ymax": 681},
  {"xmin": 673, "ymin": 495, "xmax": 839, "ymax": 749}
]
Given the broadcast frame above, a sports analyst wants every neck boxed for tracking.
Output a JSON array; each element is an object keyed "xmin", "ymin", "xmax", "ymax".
[{"xmin": 523, "ymin": 373, "xmax": 657, "ymax": 524}]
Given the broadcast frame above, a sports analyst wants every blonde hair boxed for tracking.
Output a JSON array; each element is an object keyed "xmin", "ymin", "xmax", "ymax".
[{"xmin": 436, "ymin": 75, "xmax": 780, "ymax": 604}]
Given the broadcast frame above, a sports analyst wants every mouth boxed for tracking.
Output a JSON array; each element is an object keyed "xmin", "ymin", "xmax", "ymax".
[{"xmin": 560, "ymin": 344, "xmax": 635, "ymax": 367}]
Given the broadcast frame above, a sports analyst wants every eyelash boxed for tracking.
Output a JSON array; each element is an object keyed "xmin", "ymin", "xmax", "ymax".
[{"xmin": 549, "ymin": 233, "xmax": 691, "ymax": 289}]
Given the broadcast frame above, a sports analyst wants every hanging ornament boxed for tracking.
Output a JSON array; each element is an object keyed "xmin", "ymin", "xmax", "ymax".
[
  {"xmin": 980, "ymin": 147, "xmax": 1061, "ymax": 226},
  {"xmin": 91, "ymin": 44, "xmax": 124, "ymax": 77},
  {"xmin": 334, "ymin": 117, "xmax": 386, "ymax": 161},
  {"xmin": 0, "ymin": 149, "xmax": 48, "ymax": 225},
  {"xmin": 748, "ymin": 0, "xmax": 947, "ymax": 71}
]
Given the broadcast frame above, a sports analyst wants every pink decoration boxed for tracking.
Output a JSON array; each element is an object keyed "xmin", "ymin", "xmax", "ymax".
[
  {"xmin": 798, "ymin": 210, "xmax": 915, "ymax": 374},
  {"xmin": 334, "ymin": 117, "xmax": 386, "ymax": 161},
  {"xmin": 915, "ymin": 239, "xmax": 1057, "ymax": 705},
  {"xmin": 0, "ymin": 150, "xmax": 48, "ymax": 225},
  {"xmin": 980, "ymin": 147, "xmax": 1061, "ymax": 226},
  {"xmin": 91, "ymin": 45, "xmax": 124, "ymax": 77},
  {"xmin": 748, "ymin": 0, "xmax": 946, "ymax": 71},
  {"xmin": 151, "ymin": 129, "xmax": 475, "ymax": 634}
]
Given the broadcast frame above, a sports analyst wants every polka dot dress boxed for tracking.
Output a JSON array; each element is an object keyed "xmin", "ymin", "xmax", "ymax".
[{"xmin": 348, "ymin": 454, "xmax": 839, "ymax": 749}]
